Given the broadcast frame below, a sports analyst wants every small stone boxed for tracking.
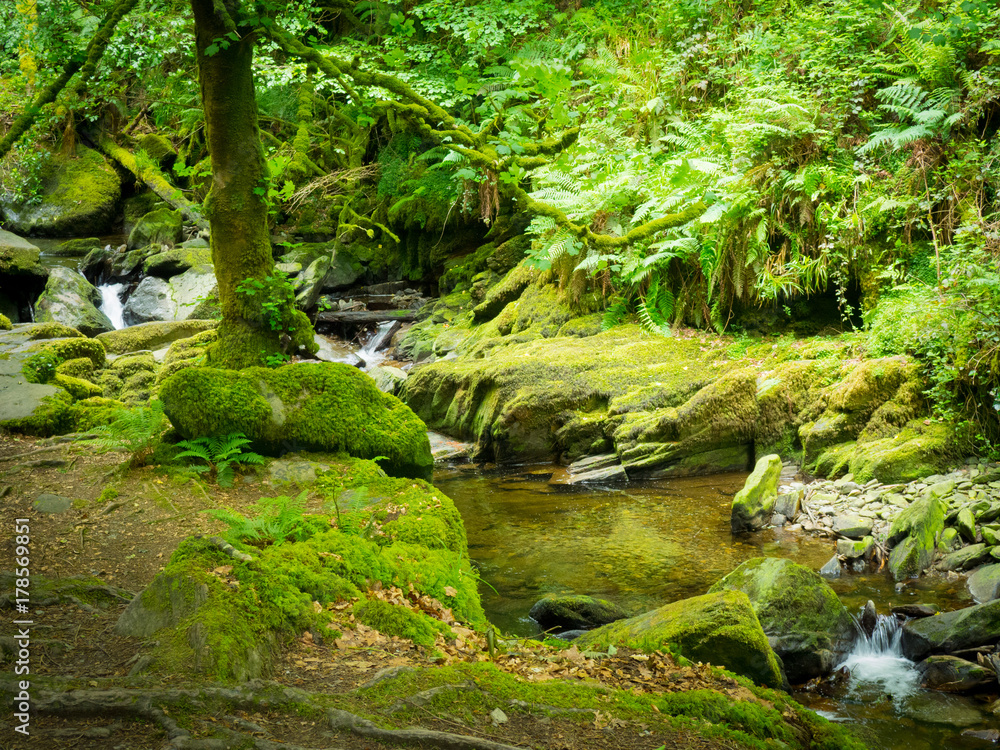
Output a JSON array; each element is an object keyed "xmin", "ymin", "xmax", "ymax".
[
  {"xmin": 490, "ymin": 708, "xmax": 508, "ymax": 725},
  {"xmin": 819, "ymin": 555, "xmax": 841, "ymax": 579},
  {"xmin": 34, "ymin": 493, "xmax": 73, "ymax": 514},
  {"xmin": 956, "ymin": 508, "xmax": 977, "ymax": 544},
  {"xmin": 833, "ymin": 515, "xmax": 873, "ymax": 539}
]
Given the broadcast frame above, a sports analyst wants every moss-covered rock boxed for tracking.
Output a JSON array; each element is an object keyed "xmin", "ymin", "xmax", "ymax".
[
  {"xmin": 709, "ymin": 558, "xmax": 853, "ymax": 682},
  {"xmin": 0, "ymin": 314, "xmax": 10, "ymax": 331},
  {"xmin": 575, "ymin": 590, "xmax": 785, "ymax": 689},
  {"xmin": 472, "ymin": 262, "xmax": 538, "ymax": 322},
  {"xmin": 27, "ymin": 337, "xmax": 106, "ymax": 369},
  {"xmin": 34, "ymin": 266, "xmax": 114, "ymax": 336},
  {"xmin": 51, "ymin": 237, "xmax": 103, "ymax": 256},
  {"xmin": 143, "ymin": 246, "xmax": 214, "ymax": 278},
  {"xmin": 96, "ymin": 319, "xmax": 217, "ymax": 354},
  {"xmin": 887, "ymin": 490, "xmax": 947, "ymax": 580},
  {"xmin": 0, "ymin": 349, "xmax": 75, "ymax": 436},
  {"xmin": 115, "ymin": 457, "xmax": 483, "ymax": 680},
  {"xmin": 53, "ymin": 372, "xmax": 103, "ymax": 400},
  {"xmin": 730, "ymin": 454, "xmax": 782, "ymax": 533},
  {"xmin": 0, "ymin": 230, "xmax": 48, "ymax": 321},
  {"xmin": 160, "ymin": 363, "xmax": 433, "ymax": 478},
  {"xmin": 111, "ymin": 352, "xmax": 157, "ymax": 378},
  {"xmin": 69, "ymin": 396, "xmax": 126, "ymax": 431},
  {"xmin": 0, "ymin": 147, "xmax": 121, "ymax": 236},
  {"xmin": 127, "ymin": 207, "xmax": 183, "ymax": 250},
  {"xmin": 137, "ymin": 133, "xmax": 178, "ymax": 171},
  {"xmin": 901, "ymin": 599, "xmax": 1000, "ymax": 661}
]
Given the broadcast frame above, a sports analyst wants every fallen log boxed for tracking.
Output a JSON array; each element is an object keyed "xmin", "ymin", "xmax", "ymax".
[{"xmin": 316, "ymin": 309, "xmax": 418, "ymax": 324}]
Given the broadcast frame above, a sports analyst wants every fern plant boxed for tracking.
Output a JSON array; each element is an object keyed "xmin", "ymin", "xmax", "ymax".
[
  {"xmin": 209, "ymin": 492, "xmax": 309, "ymax": 547},
  {"xmin": 172, "ymin": 433, "xmax": 265, "ymax": 487},
  {"xmin": 86, "ymin": 400, "xmax": 167, "ymax": 467}
]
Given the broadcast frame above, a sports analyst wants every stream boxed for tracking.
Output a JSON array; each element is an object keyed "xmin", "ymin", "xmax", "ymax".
[{"xmin": 434, "ymin": 464, "xmax": 997, "ymax": 750}]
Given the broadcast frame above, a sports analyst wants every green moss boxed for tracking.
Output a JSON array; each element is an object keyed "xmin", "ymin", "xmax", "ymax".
[
  {"xmin": 111, "ymin": 352, "xmax": 157, "ymax": 378},
  {"xmin": 96, "ymin": 320, "xmax": 217, "ymax": 355},
  {"xmin": 53, "ymin": 372, "xmax": 103, "ymax": 401},
  {"xmin": 159, "ymin": 363, "xmax": 432, "ymax": 478},
  {"xmin": 886, "ymin": 487, "xmax": 947, "ymax": 580},
  {"xmin": 730, "ymin": 455, "xmax": 782, "ymax": 532},
  {"xmin": 1, "ymin": 388, "xmax": 73, "ymax": 436},
  {"xmin": 0, "ymin": 314, "xmax": 10, "ymax": 330},
  {"xmin": 128, "ymin": 206, "xmax": 183, "ymax": 249},
  {"xmin": 27, "ymin": 337, "xmax": 106, "ymax": 368},
  {"xmin": 25, "ymin": 322, "xmax": 85, "ymax": 340},
  {"xmin": 70, "ymin": 396, "xmax": 127, "ymax": 431},
  {"xmin": 55, "ymin": 356, "xmax": 96, "ymax": 379},
  {"xmin": 849, "ymin": 421, "xmax": 958, "ymax": 483},
  {"xmin": 354, "ymin": 598, "xmax": 450, "ymax": 646},
  {"xmin": 576, "ymin": 590, "xmax": 785, "ymax": 689}
]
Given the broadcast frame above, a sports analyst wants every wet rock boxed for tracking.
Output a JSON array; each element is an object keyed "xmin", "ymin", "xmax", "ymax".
[
  {"xmin": 939, "ymin": 544, "xmax": 992, "ymax": 573},
  {"xmin": 144, "ymin": 246, "xmax": 213, "ymax": 278},
  {"xmin": 859, "ymin": 600, "xmax": 878, "ymax": 637},
  {"xmin": 123, "ymin": 276, "xmax": 173, "ymax": 324},
  {"xmin": 901, "ymin": 599, "xmax": 1000, "ymax": 660},
  {"xmin": 774, "ymin": 489, "xmax": 802, "ymax": 519},
  {"xmin": 819, "ymin": 555, "xmax": 841, "ymax": 579},
  {"xmin": 731, "ymin": 454, "xmax": 782, "ymax": 533},
  {"xmin": 127, "ymin": 207, "xmax": 183, "ymax": 250},
  {"xmin": 899, "ymin": 691, "xmax": 984, "ymax": 728},
  {"xmin": 967, "ymin": 563, "xmax": 1000, "ymax": 603},
  {"xmin": 939, "ymin": 527, "xmax": 962, "ymax": 552},
  {"xmin": 891, "ymin": 604, "xmax": 937, "ymax": 619},
  {"xmin": 428, "ymin": 431, "xmax": 472, "ymax": 462},
  {"xmin": 34, "ymin": 267, "xmax": 113, "ymax": 336},
  {"xmin": 887, "ymin": 490, "xmax": 946, "ymax": 580},
  {"xmin": 370, "ymin": 365, "xmax": 408, "ymax": 395},
  {"xmin": 957, "ymin": 507, "xmax": 978, "ymax": 544},
  {"xmin": 837, "ymin": 536, "xmax": 874, "ymax": 560},
  {"xmin": 709, "ymin": 557, "xmax": 853, "ymax": 683},
  {"xmin": 962, "ymin": 729, "xmax": 1000, "ymax": 743},
  {"xmin": 832, "ymin": 514, "xmax": 873, "ymax": 539},
  {"xmin": 919, "ymin": 654, "xmax": 995, "ymax": 692},
  {"xmin": 529, "ymin": 594, "xmax": 630, "ymax": 631}
]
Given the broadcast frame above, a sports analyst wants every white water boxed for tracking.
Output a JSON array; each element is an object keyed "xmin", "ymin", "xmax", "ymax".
[
  {"xmin": 99, "ymin": 283, "xmax": 126, "ymax": 330},
  {"xmin": 837, "ymin": 614, "xmax": 920, "ymax": 704},
  {"xmin": 357, "ymin": 321, "xmax": 397, "ymax": 370}
]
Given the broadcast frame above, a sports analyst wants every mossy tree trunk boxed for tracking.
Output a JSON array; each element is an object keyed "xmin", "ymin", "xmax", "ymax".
[{"xmin": 190, "ymin": 0, "xmax": 315, "ymax": 369}]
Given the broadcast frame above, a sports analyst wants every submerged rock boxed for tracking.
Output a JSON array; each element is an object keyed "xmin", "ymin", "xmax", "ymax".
[
  {"xmin": 575, "ymin": 589, "xmax": 785, "ymax": 689},
  {"xmin": 159, "ymin": 362, "xmax": 433, "ymax": 478},
  {"xmin": 731, "ymin": 455, "xmax": 782, "ymax": 532},
  {"xmin": 528, "ymin": 594, "xmax": 630, "ymax": 632},
  {"xmin": 709, "ymin": 557, "xmax": 853, "ymax": 683}
]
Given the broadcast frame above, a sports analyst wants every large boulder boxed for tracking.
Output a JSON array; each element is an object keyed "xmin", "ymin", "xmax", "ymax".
[
  {"xmin": 34, "ymin": 267, "xmax": 113, "ymax": 337},
  {"xmin": 574, "ymin": 590, "xmax": 785, "ymax": 689},
  {"xmin": 708, "ymin": 557, "xmax": 854, "ymax": 682},
  {"xmin": 159, "ymin": 363, "xmax": 433, "ymax": 478},
  {"xmin": 123, "ymin": 276, "xmax": 174, "ymax": 324},
  {"xmin": 731, "ymin": 455, "xmax": 782, "ymax": 532},
  {"xmin": 0, "ymin": 230, "xmax": 48, "ymax": 321},
  {"xmin": 901, "ymin": 599, "xmax": 1000, "ymax": 661},
  {"xmin": 122, "ymin": 266, "xmax": 218, "ymax": 325},
  {"xmin": 529, "ymin": 594, "xmax": 630, "ymax": 632},
  {"xmin": 886, "ymin": 487, "xmax": 947, "ymax": 580},
  {"xmin": 144, "ymin": 245, "xmax": 213, "ymax": 278},
  {"xmin": 967, "ymin": 563, "xmax": 1000, "ymax": 603},
  {"xmin": 96, "ymin": 320, "xmax": 217, "ymax": 355},
  {"xmin": 127, "ymin": 207, "xmax": 183, "ymax": 250},
  {"xmin": 0, "ymin": 147, "xmax": 120, "ymax": 236}
]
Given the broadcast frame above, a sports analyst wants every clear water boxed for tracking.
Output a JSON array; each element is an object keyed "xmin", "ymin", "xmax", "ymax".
[{"xmin": 434, "ymin": 464, "xmax": 999, "ymax": 750}]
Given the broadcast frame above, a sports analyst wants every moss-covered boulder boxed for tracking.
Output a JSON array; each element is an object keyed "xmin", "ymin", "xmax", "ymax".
[
  {"xmin": 529, "ymin": 594, "xmax": 630, "ymax": 631},
  {"xmin": 115, "ymin": 458, "xmax": 483, "ymax": 680},
  {"xmin": 731, "ymin": 454, "xmax": 782, "ymax": 532},
  {"xmin": 0, "ymin": 147, "xmax": 120, "ymax": 236},
  {"xmin": 709, "ymin": 558, "xmax": 854, "ymax": 682},
  {"xmin": 886, "ymin": 489, "xmax": 947, "ymax": 581},
  {"xmin": 51, "ymin": 237, "xmax": 103, "ymax": 256},
  {"xmin": 127, "ymin": 207, "xmax": 183, "ymax": 250},
  {"xmin": 144, "ymin": 246, "xmax": 213, "ymax": 278},
  {"xmin": 160, "ymin": 363, "xmax": 433, "ymax": 478},
  {"xmin": 575, "ymin": 590, "xmax": 785, "ymax": 689},
  {"xmin": 968, "ymin": 563, "xmax": 1000, "ymax": 603},
  {"xmin": 0, "ymin": 352, "xmax": 74, "ymax": 436},
  {"xmin": 34, "ymin": 266, "xmax": 114, "ymax": 336},
  {"xmin": 901, "ymin": 599, "xmax": 1000, "ymax": 661},
  {"xmin": 0, "ymin": 229, "xmax": 48, "ymax": 321},
  {"xmin": 96, "ymin": 319, "xmax": 217, "ymax": 354}
]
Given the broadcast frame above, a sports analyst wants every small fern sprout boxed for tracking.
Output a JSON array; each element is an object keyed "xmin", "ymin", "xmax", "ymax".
[
  {"xmin": 86, "ymin": 399, "xmax": 168, "ymax": 468},
  {"xmin": 208, "ymin": 492, "xmax": 309, "ymax": 546},
  {"xmin": 172, "ymin": 433, "xmax": 266, "ymax": 487}
]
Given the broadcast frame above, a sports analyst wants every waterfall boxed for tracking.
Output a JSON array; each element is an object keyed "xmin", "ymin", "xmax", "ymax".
[
  {"xmin": 99, "ymin": 283, "xmax": 126, "ymax": 330},
  {"xmin": 357, "ymin": 321, "xmax": 397, "ymax": 370},
  {"xmin": 837, "ymin": 613, "xmax": 920, "ymax": 703}
]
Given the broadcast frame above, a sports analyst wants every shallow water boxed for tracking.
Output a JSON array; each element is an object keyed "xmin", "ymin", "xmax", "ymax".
[{"xmin": 434, "ymin": 463, "xmax": 998, "ymax": 750}]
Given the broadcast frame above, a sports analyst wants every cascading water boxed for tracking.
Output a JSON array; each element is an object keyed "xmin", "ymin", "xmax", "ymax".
[
  {"xmin": 357, "ymin": 321, "xmax": 397, "ymax": 370},
  {"xmin": 99, "ymin": 283, "xmax": 126, "ymax": 330},
  {"xmin": 837, "ymin": 613, "xmax": 920, "ymax": 703}
]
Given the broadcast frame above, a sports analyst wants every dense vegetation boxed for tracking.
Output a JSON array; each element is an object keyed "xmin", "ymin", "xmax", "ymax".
[{"xmin": 2, "ymin": 0, "xmax": 1000, "ymax": 445}]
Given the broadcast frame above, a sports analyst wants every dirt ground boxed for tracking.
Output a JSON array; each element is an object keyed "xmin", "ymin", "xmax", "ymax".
[{"xmin": 0, "ymin": 432, "xmax": 780, "ymax": 750}]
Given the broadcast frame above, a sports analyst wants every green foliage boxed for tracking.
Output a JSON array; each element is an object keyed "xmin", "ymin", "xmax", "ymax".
[
  {"xmin": 85, "ymin": 400, "xmax": 168, "ymax": 467},
  {"xmin": 172, "ymin": 432, "xmax": 265, "ymax": 487},
  {"xmin": 235, "ymin": 269, "xmax": 302, "ymax": 362},
  {"xmin": 208, "ymin": 492, "xmax": 312, "ymax": 546},
  {"xmin": 0, "ymin": 144, "xmax": 50, "ymax": 206}
]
